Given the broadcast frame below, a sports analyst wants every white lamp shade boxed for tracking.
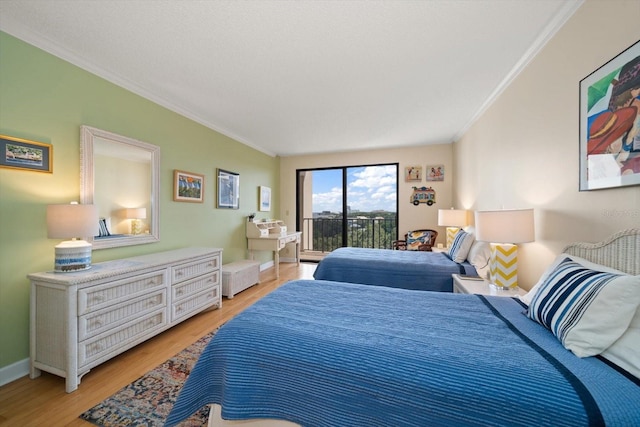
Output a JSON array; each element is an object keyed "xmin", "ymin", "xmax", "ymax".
[
  {"xmin": 475, "ymin": 209, "xmax": 535, "ymax": 244},
  {"xmin": 438, "ymin": 209, "xmax": 468, "ymax": 227},
  {"xmin": 125, "ymin": 208, "xmax": 147, "ymax": 219},
  {"xmin": 47, "ymin": 204, "xmax": 99, "ymax": 239}
]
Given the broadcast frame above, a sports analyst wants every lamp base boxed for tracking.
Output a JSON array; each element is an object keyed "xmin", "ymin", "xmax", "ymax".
[
  {"xmin": 488, "ymin": 243, "xmax": 519, "ymax": 289},
  {"xmin": 54, "ymin": 240, "xmax": 92, "ymax": 273},
  {"xmin": 131, "ymin": 218, "xmax": 143, "ymax": 235},
  {"xmin": 445, "ymin": 227, "xmax": 460, "ymax": 248}
]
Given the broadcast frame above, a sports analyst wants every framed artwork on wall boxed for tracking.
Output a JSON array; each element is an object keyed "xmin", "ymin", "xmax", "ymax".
[
  {"xmin": 426, "ymin": 164, "xmax": 444, "ymax": 181},
  {"xmin": 0, "ymin": 134, "xmax": 52, "ymax": 173},
  {"xmin": 259, "ymin": 186, "xmax": 271, "ymax": 211},
  {"xmin": 173, "ymin": 170, "xmax": 204, "ymax": 203},
  {"xmin": 217, "ymin": 168, "xmax": 240, "ymax": 209},
  {"xmin": 579, "ymin": 40, "xmax": 640, "ymax": 191},
  {"xmin": 404, "ymin": 166, "xmax": 422, "ymax": 182}
]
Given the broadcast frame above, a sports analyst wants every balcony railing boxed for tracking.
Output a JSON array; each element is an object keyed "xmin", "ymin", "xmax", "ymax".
[{"xmin": 301, "ymin": 217, "xmax": 397, "ymax": 253}]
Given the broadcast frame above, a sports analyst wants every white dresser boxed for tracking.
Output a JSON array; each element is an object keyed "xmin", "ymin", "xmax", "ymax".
[{"xmin": 28, "ymin": 247, "xmax": 222, "ymax": 392}]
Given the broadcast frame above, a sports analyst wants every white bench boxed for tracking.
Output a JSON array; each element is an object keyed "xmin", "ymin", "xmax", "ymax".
[{"xmin": 222, "ymin": 260, "xmax": 260, "ymax": 298}]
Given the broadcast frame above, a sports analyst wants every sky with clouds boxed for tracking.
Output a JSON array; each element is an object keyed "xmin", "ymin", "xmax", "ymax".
[{"xmin": 312, "ymin": 165, "xmax": 397, "ymax": 213}]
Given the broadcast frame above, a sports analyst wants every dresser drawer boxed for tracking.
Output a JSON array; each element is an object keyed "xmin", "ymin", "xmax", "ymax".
[
  {"xmin": 284, "ymin": 234, "xmax": 298, "ymax": 244},
  {"xmin": 78, "ymin": 270, "xmax": 167, "ymax": 314},
  {"xmin": 172, "ymin": 286, "xmax": 220, "ymax": 322},
  {"xmin": 171, "ymin": 255, "xmax": 220, "ymax": 284},
  {"xmin": 78, "ymin": 290, "xmax": 166, "ymax": 340},
  {"xmin": 172, "ymin": 271, "xmax": 220, "ymax": 302},
  {"xmin": 78, "ymin": 309, "xmax": 167, "ymax": 368}
]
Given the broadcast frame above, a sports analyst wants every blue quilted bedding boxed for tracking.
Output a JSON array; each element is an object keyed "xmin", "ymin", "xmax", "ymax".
[
  {"xmin": 313, "ymin": 247, "xmax": 476, "ymax": 291},
  {"xmin": 165, "ymin": 280, "xmax": 640, "ymax": 427}
]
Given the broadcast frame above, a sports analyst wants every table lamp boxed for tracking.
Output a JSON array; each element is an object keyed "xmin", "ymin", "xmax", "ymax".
[
  {"xmin": 125, "ymin": 207, "xmax": 147, "ymax": 235},
  {"xmin": 474, "ymin": 208, "xmax": 534, "ymax": 289},
  {"xmin": 47, "ymin": 202, "xmax": 98, "ymax": 272},
  {"xmin": 438, "ymin": 208, "xmax": 469, "ymax": 248}
]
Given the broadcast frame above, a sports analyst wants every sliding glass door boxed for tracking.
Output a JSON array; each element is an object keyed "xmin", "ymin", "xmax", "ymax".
[{"xmin": 297, "ymin": 164, "xmax": 398, "ymax": 256}]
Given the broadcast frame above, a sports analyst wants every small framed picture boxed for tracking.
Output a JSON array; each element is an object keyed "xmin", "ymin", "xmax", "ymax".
[
  {"xmin": 259, "ymin": 186, "xmax": 271, "ymax": 211},
  {"xmin": 173, "ymin": 170, "xmax": 204, "ymax": 203},
  {"xmin": 217, "ymin": 168, "xmax": 240, "ymax": 209},
  {"xmin": 404, "ymin": 166, "xmax": 422, "ymax": 182},
  {"xmin": 0, "ymin": 134, "xmax": 52, "ymax": 173},
  {"xmin": 426, "ymin": 164, "xmax": 444, "ymax": 181}
]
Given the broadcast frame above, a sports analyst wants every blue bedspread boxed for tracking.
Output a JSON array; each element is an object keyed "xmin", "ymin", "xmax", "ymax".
[
  {"xmin": 166, "ymin": 280, "xmax": 640, "ymax": 427},
  {"xmin": 313, "ymin": 247, "xmax": 475, "ymax": 291}
]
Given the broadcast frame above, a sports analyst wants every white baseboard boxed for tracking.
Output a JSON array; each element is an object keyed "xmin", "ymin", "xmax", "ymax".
[
  {"xmin": 259, "ymin": 261, "xmax": 274, "ymax": 271},
  {"xmin": 0, "ymin": 358, "xmax": 29, "ymax": 387}
]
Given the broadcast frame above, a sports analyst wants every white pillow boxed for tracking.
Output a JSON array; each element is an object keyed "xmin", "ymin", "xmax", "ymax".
[
  {"xmin": 527, "ymin": 257, "xmax": 640, "ymax": 357},
  {"xmin": 466, "ymin": 240, "xmax": 491, "ymax": 278},
  {"xmin": 600, "ymin": 307, "xmax": 640, "ymax": 379},
  {"xmin": 466, "ymin": 240, "xmax": 490, "ymax": 267},
  {"xmin": 519, "ymin": 254, "xmax": 627, "ymax": 306},
  {"xmin": 448, "ymin": 230, "xmax": 474, "ymax": 263}
]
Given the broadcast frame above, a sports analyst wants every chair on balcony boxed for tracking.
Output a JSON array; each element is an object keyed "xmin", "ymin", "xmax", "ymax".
[{"xmin": 392, "ymin": 229, "xmax": 438, "ymax": 251}]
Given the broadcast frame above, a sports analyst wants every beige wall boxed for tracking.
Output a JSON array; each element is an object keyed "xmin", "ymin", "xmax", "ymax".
[
  {"xmin": 453, "ymin": 0, "xmax": 640, "ymax": 290},
  {"xmin": 279, "ymin": 144, "xmax": 454, "ymax": 254}
]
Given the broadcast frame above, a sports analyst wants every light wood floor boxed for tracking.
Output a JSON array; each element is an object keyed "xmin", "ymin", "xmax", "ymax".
[{"xmin": 0, "ymin": 262, "xmax": 317, "ymax": 427}]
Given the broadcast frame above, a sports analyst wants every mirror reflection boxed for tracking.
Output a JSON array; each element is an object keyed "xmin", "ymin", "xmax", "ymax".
[{"xmin": 80, "ymin": 125, "xmax": 160, "ymax": 249}]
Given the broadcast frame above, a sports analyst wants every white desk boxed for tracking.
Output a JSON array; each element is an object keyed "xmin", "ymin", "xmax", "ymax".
[{"xmin": 247, "ymin": 231, "xmax": 302, "ymax": 278}]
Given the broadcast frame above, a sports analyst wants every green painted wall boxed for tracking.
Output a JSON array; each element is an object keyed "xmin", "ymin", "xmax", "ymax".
[{"xmin": 0, "ymin": 32, "xmax": 279, "ymax": 370}]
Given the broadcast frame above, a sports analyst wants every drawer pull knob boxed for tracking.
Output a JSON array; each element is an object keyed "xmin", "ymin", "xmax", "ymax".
[{"xmin": 91, "ymin": 294, "xmax": 105, "ymax": 303}]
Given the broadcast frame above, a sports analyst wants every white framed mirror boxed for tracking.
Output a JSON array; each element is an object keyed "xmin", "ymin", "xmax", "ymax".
[{"xmin": 80, "ymin": 125, "xmax": 160, "ymax": 249}]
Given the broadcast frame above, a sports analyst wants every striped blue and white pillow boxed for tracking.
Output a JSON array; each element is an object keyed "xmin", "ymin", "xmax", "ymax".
[
  {"xmin": 98, "ymin": 218, "xmax": 111, "ymax": 237},
  {"xmin": 448, "ymin": 230, "xmax": 474, "ymax": 263},
  {"xmin": 527, "ymin": 257, "xmax": 640, "ymax": 357}
]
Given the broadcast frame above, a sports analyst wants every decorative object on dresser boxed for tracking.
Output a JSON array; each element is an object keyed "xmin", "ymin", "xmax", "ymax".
[
  {"xmin": 46, "ymin": 202, "xmax": 99, "ymax": 272},
  {"xmin": 28, "ymin": 247, "xmax": 222, "ymax": 392},
  {"xmin": 246, "ymin": 219, "xmax": 301, "ymax": 278},
  {"xmin": 474, "ymin": 208, "xmax": 535, "ymax": 289},
  {"xmin": 437, "ymin": 208, "xmax": 469, "ymax": 248},
  {"xmin": 222, "ymin": 260, "xmax": 261, "ymax": 298}
]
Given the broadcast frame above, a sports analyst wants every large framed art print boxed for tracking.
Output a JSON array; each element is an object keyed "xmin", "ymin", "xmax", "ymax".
[{"xmin": 579, "ymin": 40, "xmax": 640, "ymax": 191}]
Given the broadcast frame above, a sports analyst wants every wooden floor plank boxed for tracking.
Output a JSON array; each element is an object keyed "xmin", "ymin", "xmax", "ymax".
[{"xmin": 0, "ymin": 262, "xmax": 317, "ymax": 427}]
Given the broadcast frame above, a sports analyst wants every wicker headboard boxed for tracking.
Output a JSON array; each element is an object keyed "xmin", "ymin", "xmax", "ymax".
[{"xmin": 562, "ymin": 229, "xmax": 640, "ymax": 275}]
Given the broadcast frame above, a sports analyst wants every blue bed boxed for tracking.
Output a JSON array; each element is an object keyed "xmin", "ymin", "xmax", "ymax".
[
  {"xmin": 165, "ymin": 279, "xmax": 640, "ymax": 427},
  {"xmin": 313, "ymin": 247, "xmax": 476, "ymax": 292}
]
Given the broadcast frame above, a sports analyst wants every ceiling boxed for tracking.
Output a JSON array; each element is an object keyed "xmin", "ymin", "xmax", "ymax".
[{"xmin": 0, "ymin": 1, "xmax": 582, "ymax": 157}]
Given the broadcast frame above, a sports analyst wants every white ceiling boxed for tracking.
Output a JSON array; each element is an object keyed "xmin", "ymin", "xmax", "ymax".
[{"xmin": 0, "ymin": 0, "xmax": 582, "ymax": 157}]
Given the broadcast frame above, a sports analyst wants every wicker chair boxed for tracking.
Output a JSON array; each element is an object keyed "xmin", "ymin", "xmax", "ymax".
[{"xmin": 392, "ymin": 229, "xmax": 438, "ymax": 251}]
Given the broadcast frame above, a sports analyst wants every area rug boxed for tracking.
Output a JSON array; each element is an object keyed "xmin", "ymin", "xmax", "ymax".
[{"xmin": 80, "ymin": 330, "xmax": 216, "ymax": 427}]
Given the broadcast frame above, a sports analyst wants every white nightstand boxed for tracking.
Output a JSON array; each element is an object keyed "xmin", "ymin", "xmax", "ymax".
[
  {"xmin": 452, "ymin": 274, "xmax": 526, "ymax": 297},
  {"xmin": 431, "ymin": 246, "xmax": 448, "ymax": 253}
]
